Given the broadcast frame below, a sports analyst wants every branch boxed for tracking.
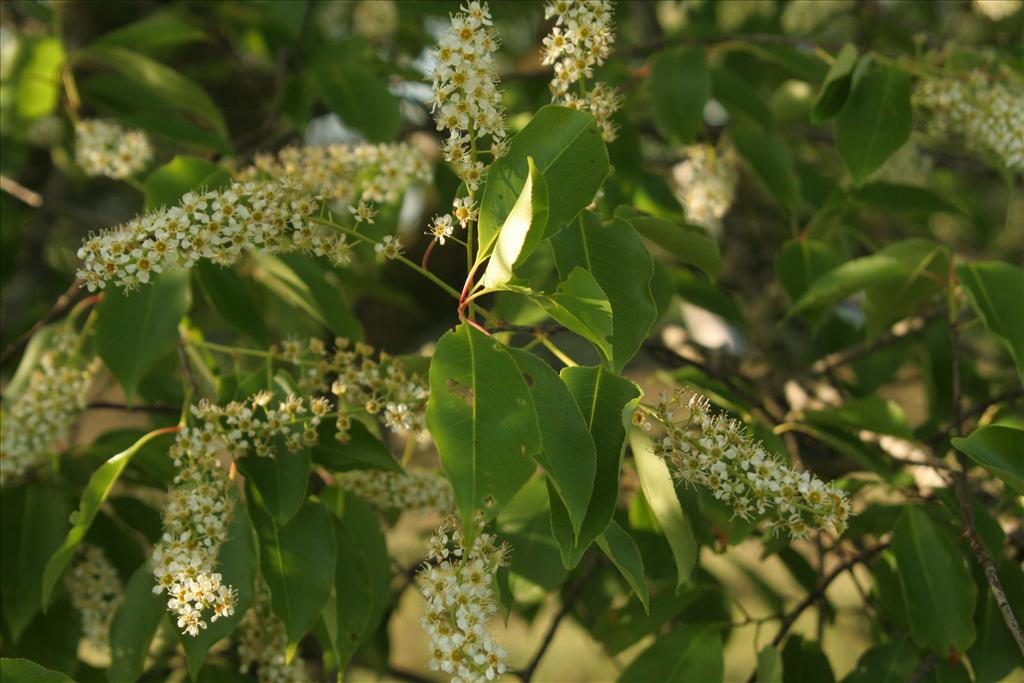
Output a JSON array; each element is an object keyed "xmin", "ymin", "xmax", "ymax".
[
  {"xmin": 810, "ymin": 307, "xmax": 944, "ymax": 376},
  {"xmin": 0, "ymin": 279, "xmax": 82, "ymax": 366},
  {"xmin": 0, "ymin": 174, "xmax": 43, "ymax": 207},
  {"xmin": 86, "ymin": 401, "xmax": 180, "ymax": 415},
  {"xmin": 926, "ymin": 387, "xmax": 1024, "ymax": 446}
]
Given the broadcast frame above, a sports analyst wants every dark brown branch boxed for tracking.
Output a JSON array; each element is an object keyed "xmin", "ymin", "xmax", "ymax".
[{"xmin": 0, "ymin": 279, "xmax": 82, "ymax": 366}]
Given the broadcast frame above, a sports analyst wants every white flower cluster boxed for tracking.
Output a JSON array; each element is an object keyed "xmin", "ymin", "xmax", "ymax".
[
  {"xmin": 243, "ymin": 142, "xmax": 432, "ymax": 209},
  {"xmin": 871, "ymin": 143, "xmax": 934, "ymax": 187},
  {"xmin": 152, "ymin": 392, "xmax": 333, "ymax": 636},
  {"xmin": 352, "ymin": 0, "xmax": 399, "ymax": 39},
  {"xmin": 780, "ymin": 0, "xmax": 854, "ymax": 35},
  {"xmin": 973, "ymin": 0, "xmax": 1022, "ymax": 21},
  {"xmin": 337, "ymin": 467, "xmax": 455, "ymax": 514},
  {"xmin": 76, "ymin": 180, "xmax": 327, "ymax": 291},
  {"xmin": 542, "ymin": 0, "xmax": 622, "ymax": 141},
  {"xmin": 0, "ymin": 327, "xmax": 97, "ymax": 485},
  {"xmin": 671, "ymin": 142, "xmax": 739, "ymax": 231},
  {"xmin": 417, "ymin": 520, "xmax": 510, "ymax": 683},
  {"xmin": 75, "ymin": 120, "xmax": 152, "ymax": 179},
  {"xmin": 66, "ymin": 545, "xmax": 122, "ymax": 651},
  {"xmin": 647, "ymin": 392, "xmax": 852, "ymax": 538},
  {"xmin": 238, "ymin": 579, "xmax": 308, "ymax": 683},
  {"xmin": 914, "ymin": 72, "xmax": 1024, "ymax": 172},
  {"xmin": 430, "ymin": 1, "xmax": 507, "ymax": 191},
  {"xmin": 428, "ymin": 196, "xmax": 477, "ymax": 247}
]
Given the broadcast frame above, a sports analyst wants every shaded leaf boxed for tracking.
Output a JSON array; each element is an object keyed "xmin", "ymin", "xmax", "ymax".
[
  {"xmin": 782, "ymin": 636, "xmax": 834, "ymax": 683},
  {"xmin": 0, "ymin": 658, "xmax": 74, "ymax": 683},
  {"xmin": 649, "ymin": 46, "xmax": 709, "ymax": 144},
  {"xmin": 310, "ymin": 421, "xmax": 402, "ymax": 473},
  {"xmin": 811, "ymin": 43, "xmax": 859, "ymax": 123},
  {"xmin": 237, "ymin": 439, "xmax": 311, "ymax": 525},
  {"xmin": 953, "ymin": 425, "xmax": 1024, "ymax": 495},
  {"xmin": 598, "ymin": 520, "xmax": 650, "ymax": 611},
  {"xmin": 956, "ymin": 260, "xmax": 1024, "ymax": 380},
  {"xmin": 195, "ymin": 262, "xmax": 269, "ymax": 346},
  {"xmin": 836, "ymin": 64, "xmax": 913, "ymax": 184},
  {"xmin": 315, "ymin": 62, "xmax": 400, "ymax": 142},
  {"xmin": 731, "ymin": 126, "xmax": 801, "ymax": 217},
  {"xmin": 615, "ymin": 206, "xmax": 721, "ymax": 279},
  {"xmin": 108, "ymin": 565, "xmax": 165, "ymax": 683},
  {"xmin": 617, "ymin": 623, "xmax": 722, "ymax": 683}
]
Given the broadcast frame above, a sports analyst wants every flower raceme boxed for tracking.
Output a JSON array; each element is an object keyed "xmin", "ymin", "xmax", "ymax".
[
  {"xmin": 238, "ymin": 579, "xmax": 308, "ymax": 683},
  {"xmin": 646, "ymin": 392, "xmax": 852, "ymax": 538},
  {"xmin": 337, "ymin": 467, "xmax": 455, "ymax": 514},
  {"xmin": 66, "ymin": 545, "xmax": 123, "ymax": 652},
  {"xmin": 670, "ymin": 142, "xmax": 740, "ymax": 233},
  {"xmin": 75, "ymin": 120, "xmax": 153, "ymax": 179},
  {"xmin": 417, "ymin": 520, "xmax": 510, "ymax": 683}
]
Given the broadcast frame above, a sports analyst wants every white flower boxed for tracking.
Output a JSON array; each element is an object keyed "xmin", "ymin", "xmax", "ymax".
[
  {"xmin": 375, "ymin": 235, "xmax": 404, "ymax": 260},
  {"xmin": 429, "ymin": 214, "xmax": 455, "ymax": 245}
]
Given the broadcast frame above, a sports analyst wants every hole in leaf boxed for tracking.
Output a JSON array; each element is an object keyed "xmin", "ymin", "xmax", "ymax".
[
  {"xmin": 445, "ymin": 378, "xmax": 474, "ymax": 406},
  {"xmin": 521, "ymin": 372, "xmax": 534, "ymax": 387}
]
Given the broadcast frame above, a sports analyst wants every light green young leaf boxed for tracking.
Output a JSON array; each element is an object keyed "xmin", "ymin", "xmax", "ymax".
[
  {"xmin": 108, "ymin": 564, "xmax": 165, "ymax": 683},
  {"xmin": 96, "ymin": 269, "xmax": 192, "ymax": 400},
  {"xmin": 629, "ymin": 430, "xmax": 698, "ymax": 589},
  {"xmin": 552, "ymin": 213, "xmax": 657, "ymax": 372},
  {"xmin": 892, "ymin": 506, "xmax": 977, "ymax": 654},
  {"xmin": 478, "ymin": 105, "xmax": 608, "ymax": 246},
  {"xmin": 597, "ymin": 520, "xmax": 650, "ymax": 612},
  {"xmin": 956, "ymin": 261, "xmax": 1024, "ymax": 380},
  {"xmin": 426, "ymin": 324, "xmax": 540, "ymax": 531},
  {"xmin": 15, "ymin": 38, "xmax": 65, "ymax": 121},
  {"xmin": 836, "ymin": 64, "xmax": 913, "ymax": 184},
  {"xmin": 250, "ymin": 498, "xmax": 336, "ymax": 660},
  {"xmin": 617, "ymin": 623, "xmax": 722, "ymax": 682},
  {"xmin": 41, "ymin": 427, "xmax": 177, "ymax": 608},
  {"xmin": 811, "ymin": 43, "xmax": 859, "ymax": 123},
  {"xmin": 953, "ymin": 426, "xmax": 1024, "ymax": 495},
  {"xmin": 506, "ymin": 348, "xmax": 595, "ymax": 537},
  {"xmin": 649, "ymin": 46, "xmax": 709, "ymax": 144},
  {"xmin": 479, "ymin": 157, "xmax": 549, "ymax": 289}
]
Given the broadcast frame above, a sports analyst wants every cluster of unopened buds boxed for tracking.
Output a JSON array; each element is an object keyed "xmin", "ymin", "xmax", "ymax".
[
  {"xmin": 430, "ymin": 1, "xmax": 508, "ymax": 190},
  {"xmin": 417, "ymin": 518, "xmax": 510, "ymax": 683},
  {"xmin": 914, "ymin": 71, "xmax": 1024, "ymax": 172},
  {"xmin": 75, "ymin": 119, "xmax": 153, "ymax": 179},
  {"xmin": 337, "ymin": 467, "xmax": 455, "ymax": 514},
  {"xmin": 66, "ymin": 545, "xmax": 122, "ymax": 651},
  {"xmin": 671, "ymin": 142, "xmax": 740, "ymax": 231},
  {"xmin": 644, "ymin": 391, "xmax": 852, "ymax": 538},
  {"xmin": 237, "ymin": 579, "xmax": 308, "ymax": 683},
  {"xmin": 542, "ymin": 0, "xmax": 622, "ymax": 141},
  {"xmin": 0, "ymin": 325, "xmax": 98, "ymax": 485},
  {"xmin": 76, "ymin": 180, "xmax": 329, "ymax": 291}
]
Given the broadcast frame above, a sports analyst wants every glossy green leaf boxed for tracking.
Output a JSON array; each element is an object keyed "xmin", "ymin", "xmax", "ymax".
[
  {"xmin": 892, "ymin": 506, "xmax": 977, "ymax": 654},
  {"xmin": 598, "ymin": 520, "xmax": 650, "ymax": 611},
  {"xmin": 41, "ymin": 428, "xmax": 176, "ymax": 608},
  {"xmin": 781, "ymin": 636, "xmax": 834, "ymax": 683},
  {"xmin": 237, "ymin": 439, "xmax": 311, "ymax": 525},
  {"xmin": 507, "ymin": 348, "xmax": 595, "ymax": 536},
  {"xmin": 630, "ymin": 430, "xmax": 697, "ymax": 588},
  {"xmin": 96, "ymin": 269, "xmax": 192, "ymax": 399},
  {"xmin": 479, "ymin": 157, "xmax": 549, "ymax": 289},
  {"xmin": 0, "ymin": 658, "xmax": 74, "ymax": 683},
  {"xmin": 550, "ymin": 366, "xmax": 641, "ymax": 568},
  {"xmin": 617, "ymin": 623, "xmax": 722, "ymax": 683},
  {"xmin": 811, "ymin": 43, "xmax": 859, "ymax": 123},
  {"xmin": 311, "ymin": 421, "xmax": 402, "ymax": 474},
  {"xmin": 195, "ymin": 262, "xmax": 269, "ymax": 346},
  {"xmin": 843, "ymin": 641, "xmax": 917, "ymax": 683},
  {"xmin": 426, "ymin": 324, "xmax": 540, "ymax": 529},
  {"xmin": 0, "ymin": 486, "xmax": 70, "ymax": 641},
  {"xmin": 615, "ymin": 207, "xmax": 721, "ymax": 279},
  {"xmin": 92, "ymin": 13, "xmax": 206, "ymax": 53},
  {"xmin": 956, "ymin": 261, "xmax": 1024, "ymax": 380},
  {"xmin": 108, "ymin": 564, "xmax": 165, "ymax": 683},
  {"xmin": 250, "ymin": 498, "xmax": 336, "ymax": 658},
  {"xmin": 143, "ymin": 156, "xmax": 230, "ymax": 211},
  {"xmin": 552, "ymin": 213, "xmax": 657, "ymax": 372},
  {"xmin": 181, "ymin": 504, "xmax": 257, "ymax": 679},
  {"xmin": 15, "ymin": 38, "xmax": 64, "ymax": 121},
  {"xmin": 258, "ymin": 254, "xmax": 363, "ymax": 341},
  {"xmin": 758, "ymin": 645, "xmax": 784, "ymax": 683},
  {"xmin": 315, "ymin": 62, "xmax": 400, "ymax": 142},
  {"xmin": 836, "ymin": 64, "xmax": 913, "ymax": 184},
  {"xmin": 952, "ymin": 426, "xmax": 1024, "ymax": 495},
  {"xmin": 775, "ymin": 239, "xmax": 842, "ymax": 304},
  {"xmin": 478, "ymin": 105, "xmax": 608, "ymax": 246},
  {"xmin": 731, "ymin": 126, "xmax": 801, "ymax": 217},
  {"xmin": 649, "ymin": 46, "xmax": 709, "ymax": 144},
  {"xmin": 326, "ymin": 518, "xmax": 373, "ymax": 671}
]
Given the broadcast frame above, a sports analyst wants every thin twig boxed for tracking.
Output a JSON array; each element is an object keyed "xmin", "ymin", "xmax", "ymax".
[
  {"xmin": 0, "ymin": 279, "xmax": 82, "ymax": 366},
  {"xmin": 926, "ymin": 387, "xmax": 1024, "ymax": 445},
  {"xmin": 810, "ymin": 307, "xmax": 945, "ymax": 376},
  {"xmin": 0, "ymin": 175, "xmax": 43, "ymax": 207}
]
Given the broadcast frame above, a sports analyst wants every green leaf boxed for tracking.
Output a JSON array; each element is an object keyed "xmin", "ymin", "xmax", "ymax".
[
  {"xmin": 709, "ymin": 66, "xmax": 773, "ymax": 129},
  {"xmin": 96, "ymin": 269, "xmax": 192, "ymax": 400},
  {"xmin": 552, "ymin": 213, "xmax": 657, "ymax": 372},
  {"xmin": 811, "ymin": 43, "xmax": 859, "ymax": 123},
  {"xmin": 0, "ymin": 486, "xmax": 70, "ymax": 641},
  {"xmin": 953, "ymin": 426, "xmax": 1024, "ymax": 495},
  {"xmin": 479, "ymin": 157, "xmax": 550, "ymax": 289},
  {"xmin": 629, "ymin": 430, "xmax": 698, "ymax": 589},
  {"xmin": 617, "ymin": 624, "xmax": 722, "ymax": 683},
  {"xmin": 758, "ymin": 645, "xmax": 784, "ymax": 683},
  {"xmin": 195, "ymin": 262, "xmax": 269, "ymax": 346},
  {"xmin": 326, "ymin": 519, "xmax": 373, "ymax": 671},
  {"xmin": 15, "ymin": 38, "xmax": 65, "ymax": 121},
  {"xmin": 92, "ymin": 13, "xmax": 206, "ymax": 53},
  {"xmin": 315, "ymin": 62, "xmax": 400, "ymax": 142},
  {"xmin": 3, "ymin": 325, "xmax": 60, "ymax": 403},
  {"xmin": 506, "ymin": 348, "xmax": 595, "ymax": 536},
  {"xmin": 852, "ymin": 181, "xmax": 963, "ymax": 215},
  {"xmin": 956, "ymin": 261, "xmax": 1024, "ymax": 380},
  {"xmin": 731, "ymin": 126, "xmax": 801, "ymax": 217},
  {"xmin": 649, "ymin": 46, "xmax": 709, "ymax": 144},
  {"xmin": 969, "ymin": 561, "xmax": 1024, "ymax": 683},
  {"xmin": 108, "ymin": 564, "xmax": 165, "ymax": 683},
  {"xmin": 843, "ymin": 642, "xmax": 918, "ymax": 683},
  {"xmin": 334, "ymin": 493, "xmax": 391, "ymax": 636},
  {"xmin": 77, "ymin": 45, "xmax": 226, "ymax": 133},
  {"xmin": 806, "ymin": 396, "xmax": 915, "ymax": 440},
  {"xmin": 892, "ymin": 506, "xmax": 977, "ymax": 654},
  {"xmin": 597, "ymin": 520, "xmax": 650, "ymax": 611},
  {"xmin": 180, "ymin": 504, "xmax": 257, "ymax": 679},
  {"xmin": 143, "ymin": 156, "xmax": 230, "ymax": 211},
  {"xmin": 426, "ymin": 324, "xmax": 540, "ymax": 529},
  {"xmin": 250, "ymin": 498, "xmax": 336, "ymax": 658},
  {"xmin": 615, "ymin": 207, "xmax": 721, "ymax": 279},
  {"xmin": 0, "ymin": 658, "xmax": 75, "ymax": 683},
  {"xmin": 549, "ymin": 366, "xmax": 641, "ymax": 568},
  {"xmin": 775, "ymin": 239, "xmax": 842, "ymax": 304},
  {"xmin": 237, "ymin": 439, "xmax": 312, "ymax": 525},
  {"xmin": 41, "ymin": 428, "xmax": 176, "ymax": 608},
  {"xmin": 836, "ymin": 64, "xmax": 912, "ymax": 184},
  {"xmin": 258, "ymin": 254, "xmax": 364, "ymax": 341},
  {"xmin": 478, "ymin": 105, "xmax": 609, "ymax": 246},
  {"xmin": 311, "ymin": 421, "xmax": 402, "ymax": 473},
  {"xmin": 120, "ymin": 113, "xmax": 233, "ymax": 155},
  {"xmin": 781, "ymin": 636, "xmax": 834, "ymax": 683}
]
